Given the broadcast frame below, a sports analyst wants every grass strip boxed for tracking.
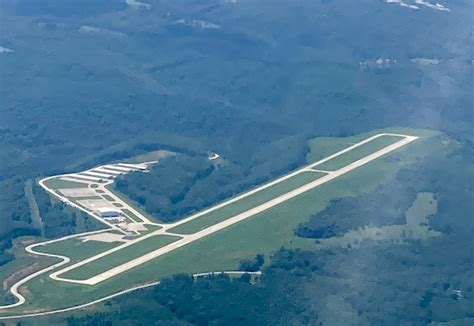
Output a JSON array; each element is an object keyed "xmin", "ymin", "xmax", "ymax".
[
  {"xmin": 314, "ymin": 135, "xmax": 403, "ymax": 171},
  {"xmin": 169, "ymin": 171, "xmax": 325, "ymax": 235},
  {"xmin": 43, "ymin": 178, "xmax": 88, "ymax": 189},
  {"xmin": 35, "ymin": 238, "xmax": 121, "ymax": 264},
  {"xmin": 62, "ymin": 235, "xmax": 180, "ymax": 280}
]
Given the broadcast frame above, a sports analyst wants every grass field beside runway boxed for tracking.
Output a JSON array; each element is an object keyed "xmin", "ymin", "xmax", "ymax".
[
  {"xmin": 61, "ymin": 235, "xmax": 181, "ymax": 281},
  {"xmin": 314, "ymin": 135, "xmax": 403, "ymax": 171},
  {"xmin": 43, "ymin": 178, "xmax": 88, "ymax": 190},
  {"xmin": 0, "ymin": 128, "xmax": 441, "ymax": 315},
  {"xmin": 34, "ymin": 237, "xmax": 123, "ymax": 264},
  {"xmin": 169, "ymin": 171, "xmax": 326, "ymax": 235}
]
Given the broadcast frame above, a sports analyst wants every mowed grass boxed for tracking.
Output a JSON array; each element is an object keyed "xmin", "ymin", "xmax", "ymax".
[
  {"xmin": 43, "ymin": 178, "xmax": 88, "ymax": 189},
  {"xmin": 102, "ymin": 194, "xmax": 115, "ymax": 202},
  {"xmin": 314, "ymin": 135, "xmax": 403, "ymax": 171},
  {"xmin": 61, "ymin": 235, "xmax": 181, "ymax": 281},
  {"xmin": 34, "ymin": 237, "xmax": 122, "ymax": 264},
  {"xmin": 121, "ymin": 209, "xmax": 142, "ymax": 222},
  {"xmin": 169, "ymin": 171, "xmax": 326, "ymax": 235},
  {"xmin": 2, "ymin": 128, "xmax": 442, "ymax": 315}
]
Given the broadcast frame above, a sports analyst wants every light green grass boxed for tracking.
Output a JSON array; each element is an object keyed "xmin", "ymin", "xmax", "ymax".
[
  {"xmin": 62, "ymin": 235, "xmax": 181, "ymax": 281},
  {"xmin": 123, "ymin": 150, "xmax": 174, "ymax": 164},
  {"xmin": 0, "ymin": 128, "xmax": 442, "ymax": 315},
  {"xmin": 34, "ymin": 237, "xmax": 122, "ymax": 264},
  {"xmin": 69, "ymin": 196, "xmax": 101, "ymax": 201},
  {"xmin": 121, "ymin": 209, "xmax": 142, "ymax": 222},
  {"xmin": 315, "ymin": 135, "xmax": 403, "ymax": 171},
  {"xmin": 314, "ymin": 192, "xmax": 440, "ymax": 249},
  {"xmin": 169, "ymin": 171, "xmax": 326, "ymax": 235},
  {"xmin": 43, "ymin": 178, "xmax": 88, "ymax": 190}
]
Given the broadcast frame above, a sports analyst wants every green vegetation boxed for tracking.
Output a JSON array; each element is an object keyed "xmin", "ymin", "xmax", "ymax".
[
  {"xmin": 42, "ymin": 178, "xmax": 88, "ymax": 190},
  {"xmin": 102, "ymin": 194, "xmax": 115, "ymax": 202},
  {"xmin": 104, "ymin": 185, "xmax": 157, "ymax": 223},
  {"xmin": 169, "ymin": 171, "xmax": 325, "ymax": 234},
  {"xmin": 0, "ymin": 0, "xmax": 471, "ymax": 322},
  {"xmin": 315, "ymin": 135, "xmax": 402, "ymax": 171},
  {"xmin": 312, "ymin": 193, "xmax": 440, "ymax": 249},
  {"xmin": 0, "ymin": 128, "xmax": 441, "ymax": 314},
  {"xmin": 121, "ymin": 209, "xmax": 142, "ymax": 223},
  {"xmin": 21, "ymin": 129, "xmax": 474, "ymax": 325},
  {"xmin": 32, "ymin": 184, "xmax": 105, "ymax": 239},
  {"xmin": 35, "ymin": 237, "xmax": 122, "ymax": 264},
  {"xmin": 24, "ymin": 180, "xmax": 43, "ymax": 237},
  {"xmin": 123, "ymin": 150, "xmax": 174, "ymax": 164},
  {"xmin": 62, "ymin": 235, "xmax": 181, "ymax": 281},
  {"xmin": 0, "ymin": 237, "xmax": 55, "ymax": 305}
]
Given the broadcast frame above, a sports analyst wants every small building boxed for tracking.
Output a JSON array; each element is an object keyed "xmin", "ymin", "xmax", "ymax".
[{"xmin": 96, "ymin": 207, "xmax": 122, "ymax": 218}]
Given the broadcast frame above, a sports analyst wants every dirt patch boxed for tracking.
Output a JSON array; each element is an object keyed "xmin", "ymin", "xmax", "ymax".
[
  {"xmin": 3, "ymin": 263, "xmax": 40, "ymax": 290},
  {"xmin": 80, "ymin": 232, "xmax": 127, "ymax": 243}
]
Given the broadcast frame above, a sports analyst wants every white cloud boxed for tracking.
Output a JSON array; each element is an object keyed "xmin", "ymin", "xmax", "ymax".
[
  {"xmin": 411, "ymin": 58, "xmax": 442, "ymax": 65},
  {"xmin": 384, "ymin": 0, "xmax": 419, "ymax": 10},
  {"xmin": 360, "ymin": 58, "xmax": 396, "ymax": 69},
  {"xmin": 0, "ymin": 46, "xmax": 14, "ymax": 54},
  {"xmin": 415, "ymin": 0, "xmax": 450, "ymax": 11},
  {"xmin": 384, "ymin": 0, "xmax": 450, "ymax": 11},
  {"xmin": 174, "ymin": 19, "xmax": 221, "ymax": 30},
  {"xmin": 125, "ymin": 0, "xmax": 152, "ymax": 10},
  {"xmin": 79, "ymin": 25, "xmax": 126, "ymax": 38}
]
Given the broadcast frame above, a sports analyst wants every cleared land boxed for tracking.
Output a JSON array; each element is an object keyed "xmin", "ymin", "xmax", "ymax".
[
  {"xmin": 0, "ymin": 128, "xmax": 438, "ymax": 316},
  {"xmin": 169, "ymin": 171, "xmax": 326, "ymax": 234},
  {"xmin": 315, "ymin": 135, "xmax": 403, "ymax": 171},
  {"xmin": 121, "ymin": 209, "xmax": 142, "ymax": 223},
  {"xmin": 34, "ymin": 238, "xmax": 122, "ymax": 264},
  {"xmin": 42, "ymin": 178, "xmax": 88, "ymax": 189},
  {"xmin": 61, "ymin": 235, "xmax": 180, "ymax": 280}
]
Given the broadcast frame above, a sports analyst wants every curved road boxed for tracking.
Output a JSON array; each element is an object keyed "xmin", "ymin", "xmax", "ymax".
[
  {"xmin": 0, "ymin": 271, "xmax": 261, "ymax": 320},
  {"xmin": 0, "ymin": 133, "xmax": 418, "ymax": 317}
]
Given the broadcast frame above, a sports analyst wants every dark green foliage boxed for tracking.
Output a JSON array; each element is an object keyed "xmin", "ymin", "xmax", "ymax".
[
  {"xmin": 0, "ymin": 0, "xmax": 471, "ymax": 249},
  {"xmin": 58, "ymin": 138, "xmax": 473, "ymax": 325},
  {"xmin": 33, "ymin": 184, "xmax": 103, "ymax": 239},
  {"xmin": 114, "ymin": 147, "xmax": 308, "ymax": 222},
  {"xmin": 295, "ymin": 172, "xmax": 417, "ymax": 239},
  {"xmin": 0, "ymin": 0, "xmax": 472, "ymax": 323},
  {"xmin": 239, "ymin": 254, "xmax": 265, "ymax": 272},
  {"xmin": 115, "ymin": 155, "xmax": 215, "ymax": 221}
]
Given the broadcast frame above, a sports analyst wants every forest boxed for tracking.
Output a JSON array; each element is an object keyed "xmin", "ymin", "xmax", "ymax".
[
  {"xmin": 0, "ymin": 0, "xmax": 472, "ymax": 323},
  {"xmin": 57, "ymin": 137, "xmax": 473, "ymax": 325}
]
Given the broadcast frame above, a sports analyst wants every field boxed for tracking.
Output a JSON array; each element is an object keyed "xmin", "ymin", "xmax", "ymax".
[
  {"xmin": 61, "ymin": 235, "xmax": 181, "ymax": 281},
  {"xmin": 42, "ymin": 178, "xmax": 88, "ymax": 190},
  {"xmin": 34, "ymin": 238, "xmax": 122, "ymax": 265},
  {"xmin": 169, "ymin": 171, "xmax": 326, "ymax": 234},
  {"xmin": 315, "ymin": 135, "xmax": 403, "ymax": 171},
  {"xmin": 0, "ymin": 128, "xmax": 441, "ymax": 316}
]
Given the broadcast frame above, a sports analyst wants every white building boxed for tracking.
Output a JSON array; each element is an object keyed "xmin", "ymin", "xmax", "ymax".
[{"xmin": 96, "ymin": 207, "xmax": 122, "ymax": 218}]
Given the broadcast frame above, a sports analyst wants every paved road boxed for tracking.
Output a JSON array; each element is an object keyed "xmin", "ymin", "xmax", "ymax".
[
  {"xmin": 54, "ymin": 134, "xmax": 418, "ymax": 285},
  {"xmin": 0, "ymin": 271, "xmax": 261, "ymax": 320},
  {"xmin": 0, "ymin": 132, "xmax": 417, "ymax": 313}
]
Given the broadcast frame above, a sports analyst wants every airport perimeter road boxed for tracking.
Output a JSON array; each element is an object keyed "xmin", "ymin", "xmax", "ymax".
[
  {"xmin": 0, "ymin": 271, "xmax": 261, "ymax": 320},
  {"xmin": 53, "ymin": 134, "xmax": 417, "ymax": 285}
]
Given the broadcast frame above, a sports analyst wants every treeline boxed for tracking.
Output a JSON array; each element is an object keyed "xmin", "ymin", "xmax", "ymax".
[
  {"xmin": 33, "ymin": 184, "xmax": 103, "ymax": 238},
  {"xmin": 63, "ymin": 240, "xmax": 473, "ymax": 325},
  {"xmin": 295, "ymin": 174, "xmax": 417, "ymax": 239},
  {"xmin": 59, "ymin": 137, "xmax": 474, "ymax": 325},
  {"xmin": 114, "ymin": 147, "xmax": 308, "ymax": 222}
]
